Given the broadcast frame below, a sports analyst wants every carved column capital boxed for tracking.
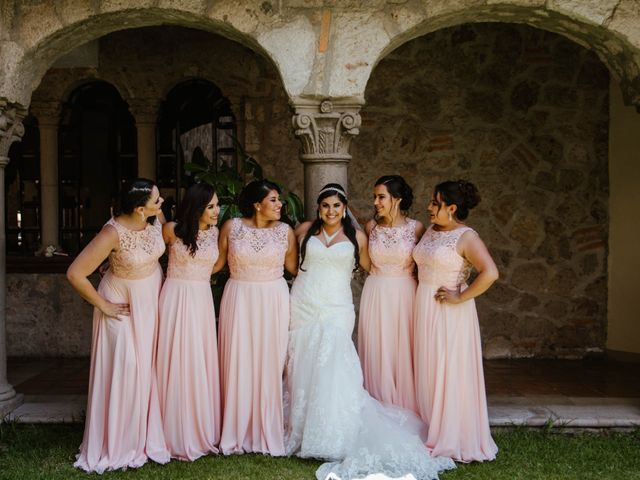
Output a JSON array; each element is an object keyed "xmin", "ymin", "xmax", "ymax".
[
  {"xmin": 0, "ymin": 98, "xmax": 27, "ymax": 162},
  {"xmin": 291, "ymin": 98, "xmax": 362, "ymax": 164},
  {"xmin": 128, "ymin": 99, "xmax": 160, "ymax": 125},
  {"xmin": 29, "ymin": 100, "xmax": 62, "ymax": 127}
]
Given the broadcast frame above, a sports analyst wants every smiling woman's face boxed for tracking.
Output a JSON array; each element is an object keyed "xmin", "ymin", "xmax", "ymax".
[{"xmin": 318, "ymin": 194, "xmax": 345, "ymax": 228}]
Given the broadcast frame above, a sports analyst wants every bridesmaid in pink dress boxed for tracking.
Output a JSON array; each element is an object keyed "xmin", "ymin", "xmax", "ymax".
[
  {"xmin": 216, "ymin": 180, "xmax": 298, "ymax": 455},
  {"xmin": 67, "ymin": 179, "xmax": 169, "ymax": 473},
  {"xmin": 359, "ymin": 175, "xmax": 424, "ymax": 411},
  {"xmin": 156, "ymin": 183, "xmax": 222, "ymax": 460},
  {"xmin": 413, "ymin": 180, "xmax": 499, "ymax": 463}
]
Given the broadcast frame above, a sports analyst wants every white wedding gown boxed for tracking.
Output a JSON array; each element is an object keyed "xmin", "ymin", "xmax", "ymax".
[{"xmin": 285, "ymin": 237, "xmax": 455, "ymax": 480}]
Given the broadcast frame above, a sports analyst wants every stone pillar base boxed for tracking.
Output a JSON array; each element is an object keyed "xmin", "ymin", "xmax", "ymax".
[{"xmin": 0, "ymin": 393, "xmax": 23, "ymax": 419}]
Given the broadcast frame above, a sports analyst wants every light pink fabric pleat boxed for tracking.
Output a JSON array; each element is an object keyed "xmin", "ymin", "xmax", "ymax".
[
  {"xmin": 359, "ymin": 275, "xmax": 418, "ymax": 412},
  {"xmin": 414, "ymin": 284, "xmax": 497, "ymax": 463},
  {"xmin": 156, "ymin": 278, "xmax": 221, "ymax": 460},
  {"xmin": 74, "ymin": 267, "xmax": 170, "ymax": 473},
  {"xmin": 218, "ymin": 278, "xmax": 289, "ymax": 456}
]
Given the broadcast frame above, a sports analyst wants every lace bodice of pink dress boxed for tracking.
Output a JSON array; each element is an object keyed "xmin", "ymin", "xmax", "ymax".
[
  {"xmin": 166, "ymin": 227, "xmax": 219, "ymax": 282},
  {"xmin": 106, "ymin": 218, "xmax": 165, "ymax": 279},
  {"xmin": 412, "ymin": 225, "xmax": 473, "ymax": 289},
  {"xmin": 227, "ymin": 218, "xmax": 289, "ymax": 281},
  {"xmin": 369, "ymin": 219, "xmax": 417, "ymax": 277}
]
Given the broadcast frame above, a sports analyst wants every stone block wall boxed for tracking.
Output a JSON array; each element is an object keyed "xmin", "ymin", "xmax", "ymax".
[
  {"xmin": 351, "ymin": 23, "xmax": 609, "ymax": 358},
  {"xmin": 7, "ymin": 274, "xmax": 94, "ymax": 357}
]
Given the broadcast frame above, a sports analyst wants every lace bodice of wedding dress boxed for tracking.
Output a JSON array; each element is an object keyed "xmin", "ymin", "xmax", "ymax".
[{"xmin": 286, "ymin": 236, "xmax": 455, "ymax": 480}]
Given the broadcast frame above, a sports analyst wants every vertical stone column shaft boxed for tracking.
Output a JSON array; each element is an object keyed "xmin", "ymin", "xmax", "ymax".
[
  {"xmin": 0, "ymin": 100, "xmax": 26, "ymax": 414},
  {"xmin": 136, "ymin": 123, "xmax": 156, "ymax": 180},
  {"xmin": 129, "ymin": 100, "xmax": 159, "ymax": 181},
  {"xmin": 39, "ymin": 121, "xmax": 59, "ymax": 247},
  {"xmin": 291, "ymin": 99, "xmax": 362, "ymax": 219}
]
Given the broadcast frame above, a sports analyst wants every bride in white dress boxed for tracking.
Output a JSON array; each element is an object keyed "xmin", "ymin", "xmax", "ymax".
[{"xmin": 285, "ymin": 184, "xmax": 455, "ymax": 480}]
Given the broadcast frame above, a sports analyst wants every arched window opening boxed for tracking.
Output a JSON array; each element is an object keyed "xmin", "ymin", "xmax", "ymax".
[
  {"xmin": 59, "ymin": 81, "xmax": 137, "ymax": 254},
  {"xmin": 157, "ymin": 79, "xmax": 236, "ymax": 220},
  {"xmin": 5, "ymin": 116, "xmax": 40, "ymax": 255}
]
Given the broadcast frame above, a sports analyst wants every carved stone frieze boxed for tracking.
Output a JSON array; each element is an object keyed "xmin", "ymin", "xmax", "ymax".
[
  {"xmin": 0, "ymin": 99, "xmax": 27, "ymax": 162},
  {"xmin": 292, "ymin": 99, "xmax": 362, "ymax": 163}
]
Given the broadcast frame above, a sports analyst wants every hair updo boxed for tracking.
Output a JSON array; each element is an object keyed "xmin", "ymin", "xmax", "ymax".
[
  {"xmin": 374, "ymin": 175, "xmax": 413, "ymax": 211},
  {"xmin": 114, "ymin": 178, "xmax": 156, "ymax": 224},
  {"xmin": 238, "ymin": 179, "xmax": 281, "ymax": 218},
  {"xmin": 434, "ymin": 179, "xmax": 480, "ymax": 220}
]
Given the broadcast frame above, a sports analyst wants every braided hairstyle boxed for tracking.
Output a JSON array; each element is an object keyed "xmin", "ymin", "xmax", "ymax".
[
  {"xmin": 299, "ymin": 183, "xmax": 360, "ymax": 271},
  {"xmin": 433, "ymin": 179, "xmax": 481, "ymax": 220}
]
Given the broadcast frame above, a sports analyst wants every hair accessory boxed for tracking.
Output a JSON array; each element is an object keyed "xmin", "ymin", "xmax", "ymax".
[
  {"xmin": 318, "ymin": 187, "xmax": 347, "ymax": 199},
  {"xmin": 129, "ymin": 186, "xmax": 152, "ymax": 194}
]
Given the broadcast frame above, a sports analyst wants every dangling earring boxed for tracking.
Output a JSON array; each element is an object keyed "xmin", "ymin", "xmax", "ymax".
[
  {"xmin": 140, "ymin": 211, "xmax": 145, "ymax": 221},
  {"xmin": 448, "ymin": 211, "xmax": 452, "ymax": 222},
  {"xmin": 343, "ymin": 211, "xmax": 346, "ymax": 219}
]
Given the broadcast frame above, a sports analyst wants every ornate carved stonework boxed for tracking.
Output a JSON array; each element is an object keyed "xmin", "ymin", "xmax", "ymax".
[
  {"xmin": 0, "ymin": 99, "xmax": 26, "ymax": 162},
  {"xmin": 127, "ymin": 98, "xmax": 160, "ymax": 125},
  {"xmin": 292, "ymin": 99, "xmax": 362, "ymax": 163},
  {"xmin": 29, "ymin": 100, "xmax": 62, "ymax": 127}
]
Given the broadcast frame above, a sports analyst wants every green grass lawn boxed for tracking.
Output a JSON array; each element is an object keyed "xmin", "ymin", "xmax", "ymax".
[{"xmin": 0, "ymin": 424, "xmax": 638, "ymax": 480}]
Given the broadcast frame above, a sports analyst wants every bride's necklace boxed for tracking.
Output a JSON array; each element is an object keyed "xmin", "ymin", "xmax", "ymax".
[{"xmin": 321, "ymin": 227, "xmax": 342, "ymax": 246}]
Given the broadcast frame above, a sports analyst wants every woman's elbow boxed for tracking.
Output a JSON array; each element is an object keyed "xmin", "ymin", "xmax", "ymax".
[
  {"xmin": 66, "ymin": 266, "xmax": 81, "ymax": 286},
  {"xmin": 487, "ymin": 267, "xmax": 499, "ymax": 284}
]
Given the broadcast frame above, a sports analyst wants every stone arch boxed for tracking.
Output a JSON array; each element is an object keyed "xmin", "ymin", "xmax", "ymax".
[
  {"xmin": 1, "ymin": 2, "xmax": 315, "ymax": 106},
  {"xmin": 326, "ymin": 2, "xmax": 640, "ymax": 106}
]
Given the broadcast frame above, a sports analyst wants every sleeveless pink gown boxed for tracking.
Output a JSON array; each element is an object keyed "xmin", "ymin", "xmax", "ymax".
[
  {"xmin": 218, "ymin": 219, "xmax": 290, "ymax": 455},
  {"xmin": 358, "ymin": 220, "xmax": 418, "ymax": 412},
  {"xmin": 413, "ymin": 225, "xmax": 497, "ymax": 463},
  {"xmin": 156, "ymin": 227, "xmax": 221, "ymax": 460},
  {"xmin": 74, "ymin": 218, "xmax": 169, "ymax": 473}
]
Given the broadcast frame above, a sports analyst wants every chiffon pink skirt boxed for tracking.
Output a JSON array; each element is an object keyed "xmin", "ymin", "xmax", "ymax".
[
  {"xmin": 74, "ymin": 267, "xmax": 169, "ymax": 473},
  {"xmin": 156, "ymin": 278, "xmax": 221, "ymax": 460},
  {"xmin": 218, "ymin": 277, "xmax": 289, "ymax": 456},
  {"xmin": 414, "ymin": 283, "xmax": 497, "ymax": 463},
  {"xmin": 358, "ymin": 275, "xmax": 418, "ymax": 412}
]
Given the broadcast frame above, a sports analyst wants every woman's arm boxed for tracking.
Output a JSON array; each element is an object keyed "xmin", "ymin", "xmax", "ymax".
[
  {"xmin": 162, "ymin": 221, "xmax": 177, "ymax": 245},
  {"xmin": 66, "ymin": 225, "xmax": 130, "ymax": 319},
  {"xmin": 436, "ymin": 230, "xmax": 499, "ymax": 304},
  {"xmin": 356, "ymin": 229, "xmax": 371, "ymax": 272},
  {"xmin": 414, "ymin": 220, "xmax": 426, "ymax": 241},
  {"xmin": 284, "ymin": 226, "xmax": 299, "ymax": 276},
  {"xmin": 295, "ymin": 221, "xmax": 313, "ymax": 242},
  {"xmin": 212, "ymin": 219, "xmax": 232, "ymax": 274}
]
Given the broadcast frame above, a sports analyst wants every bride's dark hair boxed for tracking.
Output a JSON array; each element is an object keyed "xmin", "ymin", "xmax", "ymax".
[{"xmin": 299, "ymin": 183, "xmax": 360, "ymax": 272}]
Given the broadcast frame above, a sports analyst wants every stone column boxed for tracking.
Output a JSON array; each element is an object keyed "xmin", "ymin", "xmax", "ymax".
[
  {"xmin": 0, "ymin": 99, "xmax": 26, "ymax": 416},
  {"xmin": 291, "ymin": 98, "xmax": 362, "ymax": 219},
  {"xmin": 31, "ymin": 102, "xmax": 61, "ymax": 249},
  {"xmin": 129, "ymin": 100, "xmax": 158, "ymax": 180}
]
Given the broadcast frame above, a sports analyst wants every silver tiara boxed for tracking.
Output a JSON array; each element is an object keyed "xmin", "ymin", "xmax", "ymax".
[
  {"xmin": 318, "ymin": 187, "xmax": 347, "ymax": 199},
  {"xmin": 129, "ymin": 186, "xmax": 152, "ymax": 194}
]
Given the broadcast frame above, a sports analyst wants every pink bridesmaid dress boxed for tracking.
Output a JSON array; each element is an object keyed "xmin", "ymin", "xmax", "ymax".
[
  {"xmin": 413, "ymin": 225, "xmax": 497, "ymax": 463},
  {"xmin": 156, "ymin": 227, "xmax": 221, "ymax": 460},
  {"xmin": 75, "ymin": 218, "xmax": 169, "ymax": 473},
  {"xmin": 358, "ymin": 220, "xmax": 418, "ymax": 412},
  {"xmin": 218, "ymin": 218, "xmax": 290, "ymax": 455}
]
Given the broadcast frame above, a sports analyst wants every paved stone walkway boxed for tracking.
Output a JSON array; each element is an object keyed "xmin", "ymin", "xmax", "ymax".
[{"xmin": 5, "ymin": 358, "xmax": 640, "ymax": 428}]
